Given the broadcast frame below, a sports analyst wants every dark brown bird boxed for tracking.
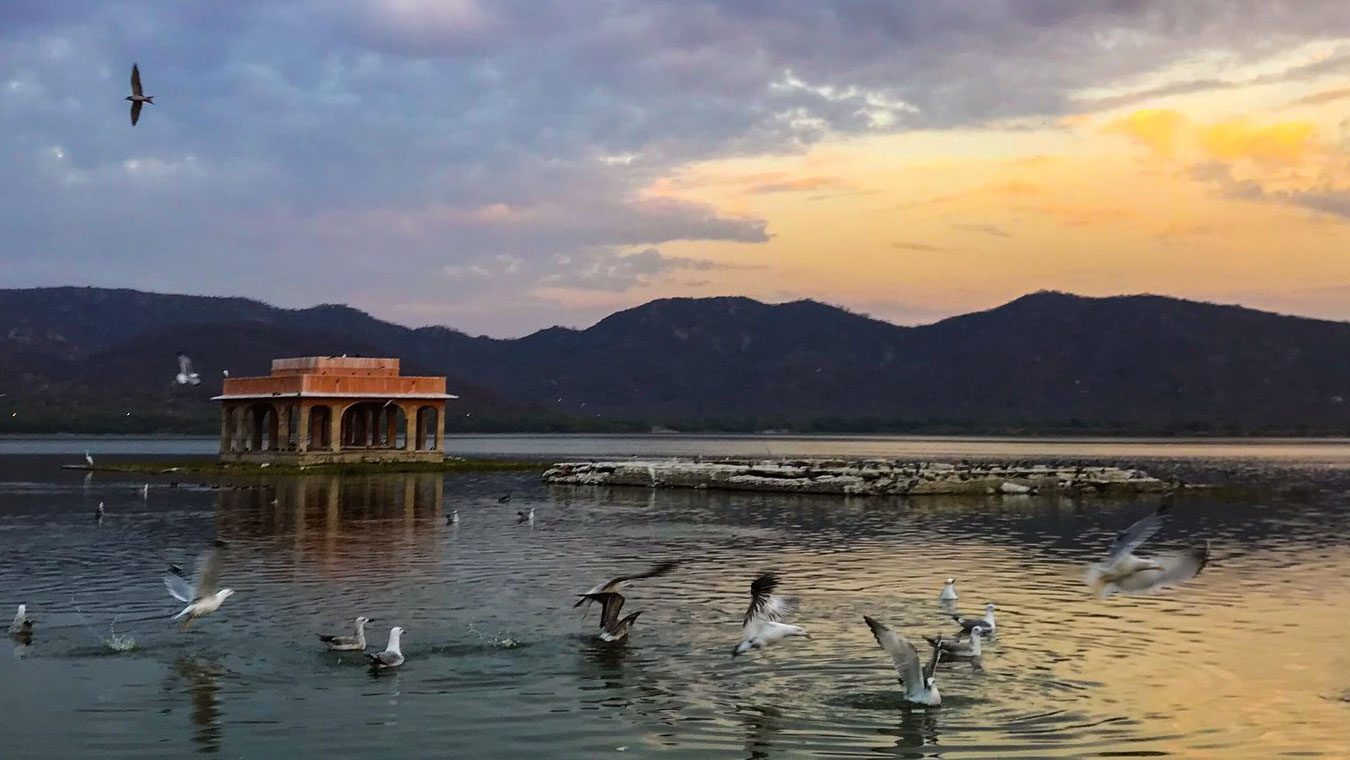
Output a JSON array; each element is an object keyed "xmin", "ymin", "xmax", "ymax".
[
  {"xmin": 577, "ymin": 591, "xmax": 642, "ymax": 642},
  {"xmin": 127, "ymin": 63, "xmax": 154, "ymax": 125}
]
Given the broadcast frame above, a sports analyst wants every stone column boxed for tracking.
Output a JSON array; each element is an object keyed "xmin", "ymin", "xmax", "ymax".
[
  {"xmin": 277, "ymin": 404, "xmax": 290, "ymax": 452},
  {"xmin": 236, "ymin": 406, "xmax": 250, "ymax": 452},
  {"xmin": 329, "ymin": 404, "xmax": 344, "ymax": 453},
  {"xmin": 435, "ymin": 403, "xmax": 446, "ymax": 455},
  {"xmin": 219, "ymin": 404, "xmax": 231, "ymax": 455},
  {"xmin": 296, "ymin": 404, "xmax": 311, "ymax": 453},
  {"xmin": 386, "ymin": 407, "xmax": 398, "ymax": 448},
  {"xmin": 404, "ymin": 404, "xmax": 418, "ymax": 452}
]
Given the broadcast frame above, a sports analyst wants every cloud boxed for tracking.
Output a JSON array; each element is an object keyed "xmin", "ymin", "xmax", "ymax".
[
  {"xmin": 951, "ymin": 221, "xmax": 1011, "ymax": 238},
  {"xmin": 541, "ymin": 247, "xmax": 722, "ymax": 292},
  {"xmin": 1105, "ymin": 109, "xmax": 1319, "ymax": 164},
  {"xmin": 891, "ymin": 241, "xmax": 951, "ymax": 253}
]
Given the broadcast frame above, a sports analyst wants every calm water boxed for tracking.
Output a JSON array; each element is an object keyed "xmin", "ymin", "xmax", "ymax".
[{"xmin": 0, "ymin": 438, "xmax": 1348, "ymax": 758}]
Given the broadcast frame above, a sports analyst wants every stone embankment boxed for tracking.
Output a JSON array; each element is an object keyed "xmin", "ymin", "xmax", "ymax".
[{"xmin": 542, "ymin": 459, "xmax": 1179, "ymax": 496}]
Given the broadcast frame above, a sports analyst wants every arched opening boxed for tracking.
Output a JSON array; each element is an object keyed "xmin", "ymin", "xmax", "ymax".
[
  {"xmin": 308, "ymin": 405, "xmax": 332, "ymax": 450},
  {"xmin": 340, "ymin": 402, "xmax": 406, "ymax": 449},
  {"xmin": 415, "ymin": 406, "xmax": 440, "ymax": 451},
  {"xmin": 247, "ymin": 403, "xmax": 277, "ymax": 451}
]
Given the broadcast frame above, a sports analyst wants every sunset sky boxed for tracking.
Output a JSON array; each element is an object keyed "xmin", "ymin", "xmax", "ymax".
[{"xmin": 3, "ymin": 1, "xmax": 1349, "ymax": 336}]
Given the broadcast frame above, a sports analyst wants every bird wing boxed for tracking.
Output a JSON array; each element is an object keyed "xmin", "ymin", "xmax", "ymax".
[
  {"xmin": 131, "ymin": 100, "xmax": 142, "ymax": 126},
  {"xmin": 864, "ymin": 616, "xmax": 923, "ymax": 688},
  {"xmin": 194, "ymin": 548, "xmax": 222, "ymax": 598},
  {"xmin": 1107, "ymin": 503, "xmax": 1171, "ymax": 560},
  {"xmin": 743, "ymin": 574, "xmax": 795, "ymax": 626},
  {"xmin": 131, "ymin": 64, "xmax": 142, "ymax": 96},
  {"xmin": 177, "ymin": 353, "xmax": 193, "ymax": 377},
  {"xmin": 368, "ymin": 650, "xmax": 401, "ymax": 666},
  {"xmin": 923, "ymin": 642, "xmax": 942, "ymax": 681},
  {"xmin": 1111, "ymin": 542, "xmax": 1210, "ymax": 593},
  {"xmin": 164, "ymin": 573, "xmax": 195, "ymax": 603},
  {"xmin": 578, "ymin": 560, "xmax": 683, "ymax": 607},
  {"xmin": 581, "ymin": 592, "xmax": 624, "ymax": 630}
]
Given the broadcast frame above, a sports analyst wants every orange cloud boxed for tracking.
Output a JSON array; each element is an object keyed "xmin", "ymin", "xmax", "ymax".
[
  {"xmin": 1197, "ymin": 119, "xmax": 1316, "ymax": 163},
  {"xmin": 1102, "ymin": 109, "xmax": 1188, "ymax": 157}
]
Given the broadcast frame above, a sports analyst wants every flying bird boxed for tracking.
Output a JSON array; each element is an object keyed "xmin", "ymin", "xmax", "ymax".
[
  {"xmin": 1085, "ymin": 503, "xmax": 1209, "ymax": 596},
  {"xmin": 732, "ymin": 574, "xmax": 807, "ymax": 657},
  {"xmin": 163, "ymin": 546, "xmax": 235, "ymax": 630},
  {"xmin": 864, "ymin": 615, "xmax": 942, "ymax": 706},
  {"xmin": 175, "ymin": 353, "xmax": 201, "ymax": 386},
  {"xmin": 578, "ymin": 591, "xmax": 643, "ymax": 642},
  {"xmin": 952, "ymin": 603, "xmax": 996, "ymax": 635},
  {"xmin": 127, "ymin": 63, "xmax": 154, "ymax": 126},
  {"xmin": 573, "ymin": 560, "xmax": 681, "ymax": 613},
  {"xmin": 939, "ymin": 578, "xmax": 958, "ymax": 602},
  {"xmin": 318, "ymin": 616, "xmax": 376, "ymax": 651},
  {"xmin": 367, "ymin": 626, "xmax": 406, "ymax": 671}
]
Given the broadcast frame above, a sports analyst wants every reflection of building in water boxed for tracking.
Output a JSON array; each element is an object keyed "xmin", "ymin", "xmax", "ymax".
[
  {"xmin": 214, "ymin": 473, "xmax": 444, "ymax": 572},
  {"xmin": 214, "ymin": 356, "xmax": 456, "ymax": 465}
]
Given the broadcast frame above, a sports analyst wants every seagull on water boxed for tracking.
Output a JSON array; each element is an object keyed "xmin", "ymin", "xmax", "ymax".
[
  {"xmin": 517, "ymin": 507, "xmax": 534, "ymax": 525},
  {"xmin": 318, "ymin": 616, "xmax": 375, "ymax": 651},
  {"xmin": 939, "ymin": 578, "xmax": 958, "ymax": 601},
  {"xmin": 578, "ymin": 591, "xmax": 643, "ymax": 642},
  {"xmin": 175, "ymin": 353, "xmax": 201, "ymax": 386},
  {"xmin": 864, "ymin": 615, "xmax": 942, "ymax": 706},
  {"xmin": 926, "ymin": 626, "xmax": 985, "ymax": 659},
  {"xmin": 446, "ymin": 510, "xmax": 459, "ymax": 525},
  {"xmin": 95, "ymin": 501, "xmax": 105, "ymax": 523},
  {"xmin": 8, "ymin": 605, "xmax": 32, "ymax": 638},
  {"xmin": 732, "ymin": 574, "xmax": 807, "ymax": 657},
  {"xmin": 127, "ymin": 63, "xmax": 154, "ymax": 126},
  {"xmin": 142, "ymin": 483, "xmax": 149, "ymax": 499},
  {"xmin": 1085, "ymin": 502, "xmax": 1209, "ymax": 597},
  {"xmin": 85, "ymin": 451, "xmax": 94, "ymax": 467},
  {"xmin": 367, "ymin": 627, "xmax": 405, "ymax": 671},
  {"xmin": 574, "ymin": 560, "xmax": 681, "ymax": 614},
  {"xmin": 163, "ymin": 546, "xmax": 235, "ymax": 631},
  {"xmin": 952, "ymin": 603, "xmax": 996, "ymax": 636},
  {"xmin": 498, "ymin": 492, "xmax": 512, "ymax": 504}
]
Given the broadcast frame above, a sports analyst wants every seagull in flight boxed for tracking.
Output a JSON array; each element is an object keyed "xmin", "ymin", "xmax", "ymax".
[
  {"xmin": 318, "ymin": 616, "xmax": 375, "ymax": 651},
  {"xmin": 574, "ymin": 560, "xmax": 681, "ymax": 613},
  {"xmin": 127, "ymin": 63, "xmax": 154, "ymax": 126},
  {"xmin": 175, "ymin": 353, "xmax": 201, "ymax": 386},
  {"xmin": 577, "ymin": 591, "xmax": 643, "ymax": 642},
  {"xmin": 367, "ymin": 626, "xmax": 405, "ymax": 672},
  {"xmin": 732, "ymin": 574, "xmax": 807, "ymax": 657},
  {"xmin": 939, "ymin": 578, "xmax": 958, "ymax": 602},
  {"xmin": 1085, "ymin": 502, "xmax": 1209, "ymax": 597},
  {"xmin": 952, "ymin": 603, "xmax": 996, "ymax": 636},
  {"xmin": 163, "ymin": 545, "xmax": 235, "ymax": 630},
  {"xmin": 864, "ymin": 615, "xmax": 942, "ymax": 706}
]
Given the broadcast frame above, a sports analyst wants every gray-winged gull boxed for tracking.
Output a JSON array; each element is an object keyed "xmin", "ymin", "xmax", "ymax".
[
  {"xmin": 939, "ymin": 578, "xmax": 958, "ymax": 601},
  {"xmin": 1085, "ymin": 503, "xmax": 1209, "ymax": 597},
  {"xmin": 163, "ymin": 546, "xmax": 235, "ymax": 630},
  {"xmin": 952, "ymin": 603, "xmax": 996, "ymax": 635},
  {"xmin": 732, "ymin": 574, "xmax": 807, "ymax": 657},
  {"xmin": 319, "ymin": 616, "xmax": 375, "ymax": 651},
  {"xmin": 926, "ymin": 626, "xmax": 984, "ymax": 658},
  {"xmin": 367, "ymin": 626, "xmax": 406, "ymax": 671},
  {"xmin": 864, "ymin": 615, "xmax": 942, "ymax": 706},
  {"xmin": 578, "ymin": 591, "xmax": 642, "ymax": 642},
  {"xmin": 8, "ymin": 604, "xmax": 32, "ymax": 637}
]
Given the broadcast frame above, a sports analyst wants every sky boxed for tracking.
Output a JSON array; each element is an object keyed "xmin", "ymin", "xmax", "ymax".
[{"xmin": 2, "ymin": 1, "xmax": 1350, "ymax": 337}]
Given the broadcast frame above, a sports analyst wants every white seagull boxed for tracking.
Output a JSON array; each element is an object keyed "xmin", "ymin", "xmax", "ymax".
[
  {"xmin": 1085, "ymin": 503, "xmax": 1209, "ymax": 597},
  {"xmin": 952, "ymin": 603, "xmax": 996, "ymax": 636},
  {"xmin": 163, "ymin": 546, "xmax": 235, "ymax": 631},
  {"xmin": 175, "ymin": 353, "xmax": 201, "ymax": 386},
  {"xmin": 732, "ymin": 574, "xmax": 807, "ymax": 657},
  {"xmin": 367, "ymin": 627, "xmax": 406, "ymax": 671},
  {"xmin": 864, "ymin": 615, "xmax": 942, "ymax": 706},
  {"xmin": 926, "ymin": 626, "xmax": 985, "ymax": 659},
  {"xmin": 446, "ymin": 510, "xmax": 459, "ymax": 525},
  {"xmin": 127, "ymin": 63, "xmax": 154, "ymax": 126},
  {"xmin": 95, "ymin": 501, "xmax": 105, "ymax": 522},
  {"xmin": 939, "ymin": 578, "xmax": 958, "ymax": 601},
  {"xmin": 517, "ymin": 507, "xmax": 534, "ymax": 525},
  {"xmin": 318, "ymin": 616, "xmax": 375, "ymax": 651},
  {"xmin": 574, "ymin": 560, "xmax": 681, "ymax": 613},
  {"xmin": 578, "ymin": 591, "xmax": 643, "ymax": 642},
  {"xmin": 8, "ymin": 604, "xmax": 32, "ymax": 637},
  {"xmin": 85, "ymin": 451, "xmax": 94, "ymax": 467}
]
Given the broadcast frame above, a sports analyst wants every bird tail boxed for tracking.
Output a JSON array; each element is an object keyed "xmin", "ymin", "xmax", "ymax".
[
  {"xmin": 146, "ymin": 96, "xmax": 154, "ymax": 104},
  {"xmin": 317, "ymin": 634, "xmax": 336, "ymax": 643}
]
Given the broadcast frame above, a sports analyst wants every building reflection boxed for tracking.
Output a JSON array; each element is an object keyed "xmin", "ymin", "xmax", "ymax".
[
  {"xmin": 172, "ymin": 657, "xmax": 225, "ymax": 755},
  {"xmin": 212, "ymin": 473, "xmax": 444, "ymax": 575}
]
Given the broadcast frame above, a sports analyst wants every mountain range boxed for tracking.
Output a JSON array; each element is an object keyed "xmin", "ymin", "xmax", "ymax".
[{"xmin": 3, "ymin": 286, "xmax": 1350, "ymax": 434}]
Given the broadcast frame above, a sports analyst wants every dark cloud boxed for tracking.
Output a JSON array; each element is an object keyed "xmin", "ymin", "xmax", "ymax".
[{"xmin": 1, "ymin": 1, "xmax": 1347, "ymax": 334}]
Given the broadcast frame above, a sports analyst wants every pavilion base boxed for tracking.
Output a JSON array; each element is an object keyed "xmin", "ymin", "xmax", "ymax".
[{"xmin": 218, "ymin": 450, "xmax": 446, "ymax": 466}]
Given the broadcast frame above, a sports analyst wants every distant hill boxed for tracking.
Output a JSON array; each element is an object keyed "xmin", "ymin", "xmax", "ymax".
[{"xmin": 3, "ymin": 286, "xmax": 1350, "ymax": 434}]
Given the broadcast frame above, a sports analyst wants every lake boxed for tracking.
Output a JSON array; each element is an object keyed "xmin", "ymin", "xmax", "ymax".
[{"xmin": 0, "ymin": 436, "xmax": 1347, "ymax": 758}]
